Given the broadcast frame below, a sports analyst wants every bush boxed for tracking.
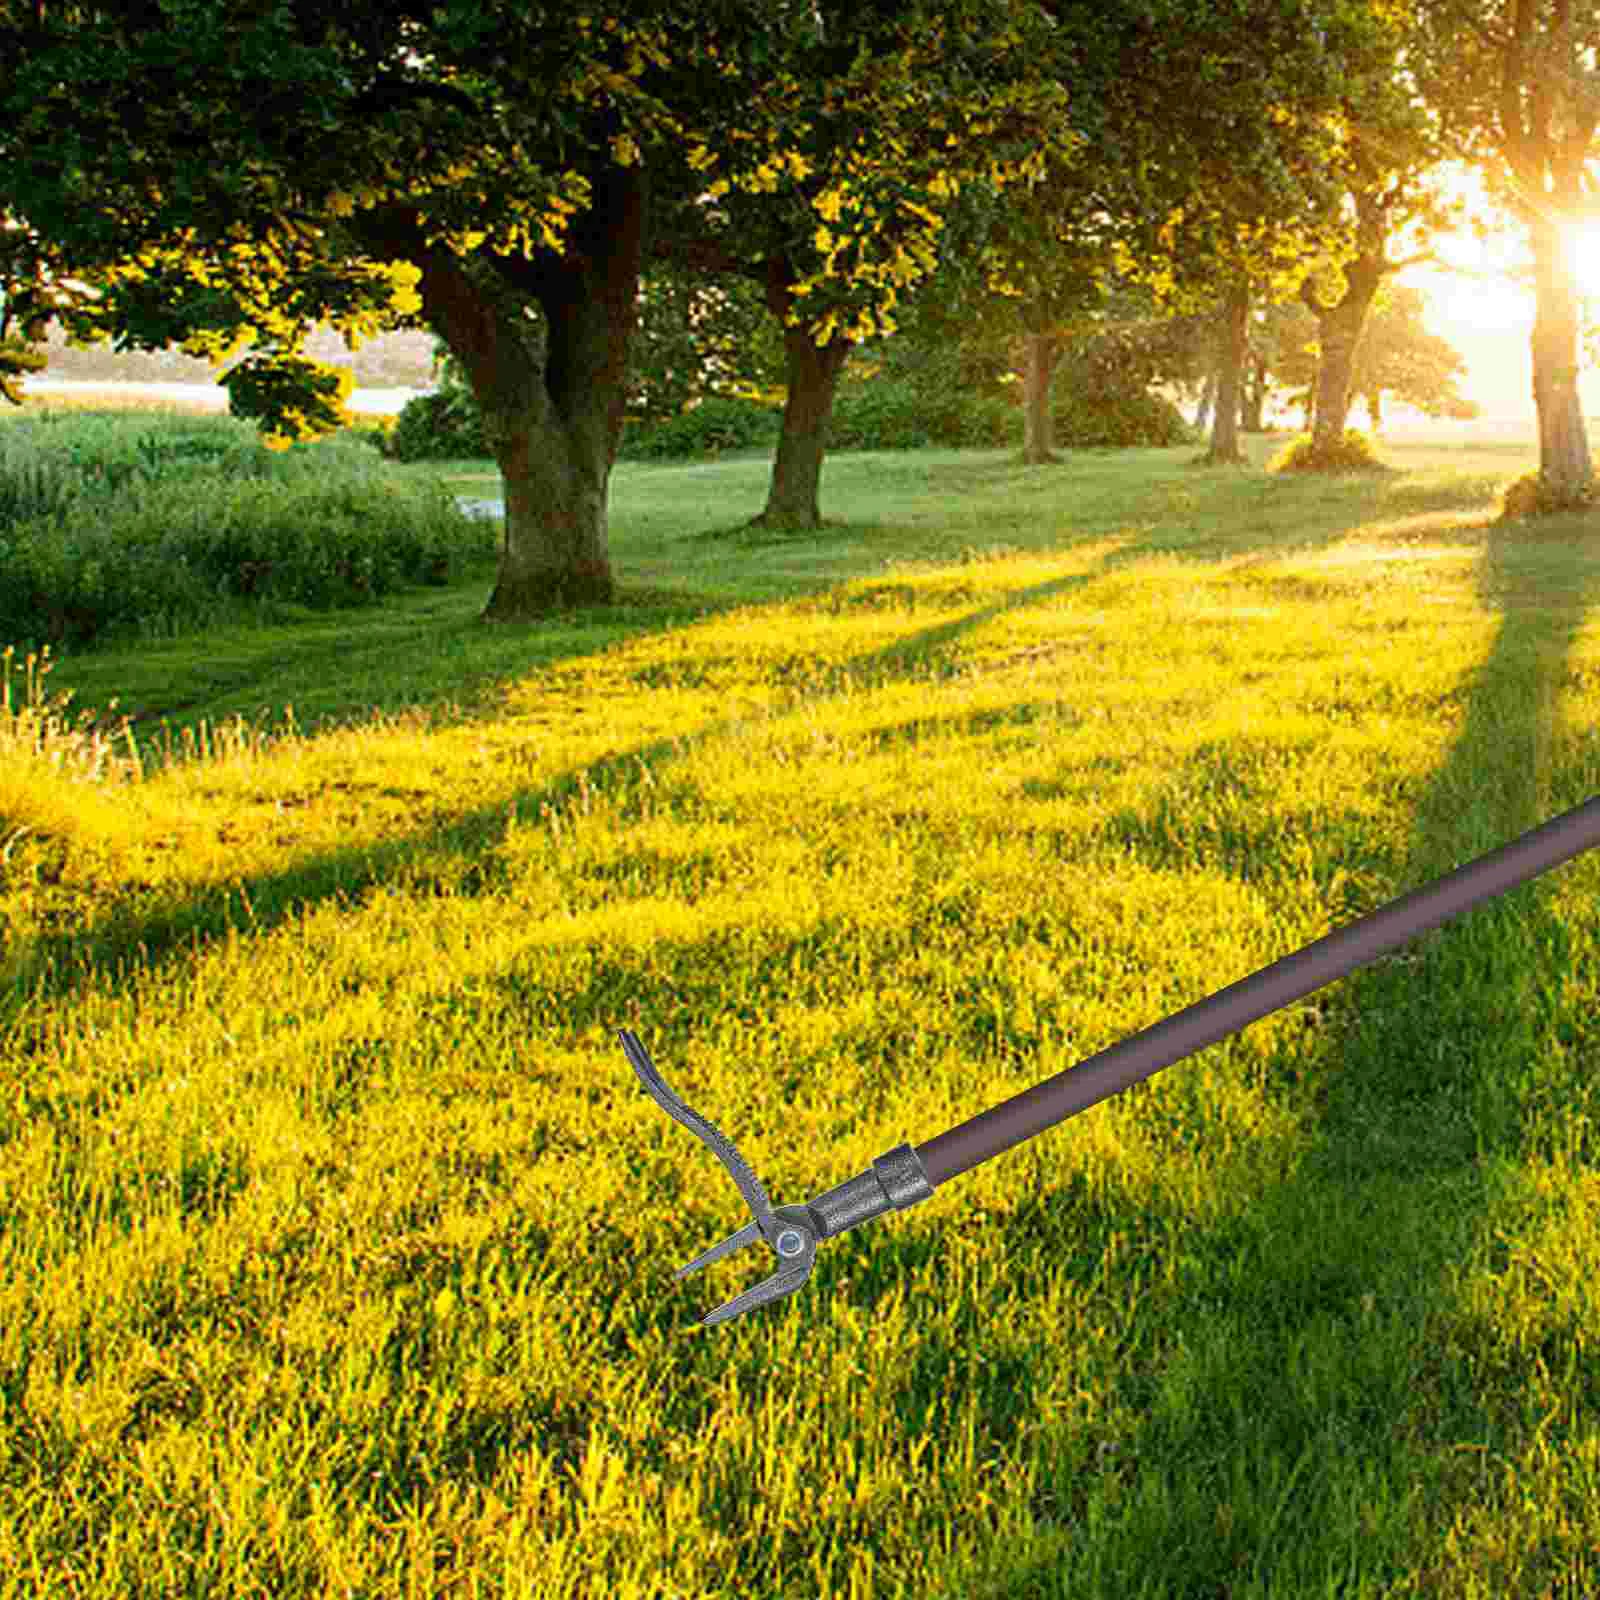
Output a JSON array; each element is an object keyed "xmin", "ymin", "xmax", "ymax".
[
  {"xmin": 825, "ymin": 380, "xmax": 937, "ymax": 452},
  {"xmin": 1050, "ymin": 386, "xmax": 1198, "ymax": 449},
  {"xmin": 618, "ymin": 394, "xmax": 784, "ymax": 460},
  {"xmin": 0, "ymin": 412, "xmax": 500, "ymax": 652},
  {"xmin": 1497, "ymin": 468, "xmax": 1600, "ymax": 520},
  {"xmin": 387, "ymin": 389, "xmax": 490, "ymax": 463},
  {"xmin": 613, "ymin": 376, "xmax": 1019, "ymax": 461},
  {"xmin": 1268, "ymin": 430, "xmax": 1388, "ymax": 473}
]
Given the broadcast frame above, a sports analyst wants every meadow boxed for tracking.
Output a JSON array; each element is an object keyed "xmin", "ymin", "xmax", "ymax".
[{"xmin": 3, "ymin": 389, "xmax": 1600, "ymax": 1597}]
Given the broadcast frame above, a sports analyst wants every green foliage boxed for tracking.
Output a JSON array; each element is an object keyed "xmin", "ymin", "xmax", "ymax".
[
  {"xmin": 1498, "ymin": 468, "xmax": 1599, "ymax": 520},
  {"xmin": 617, "ymin": 395, "xmax": 783, "ymax": 460},
  {"xmin": 1268, "ymin": 430, "xmax": 1387, "ymax": 473},
  {"xmin": 0, "ymin": 0, "xmax": 1077, "ymax": 456},
  {"xmin": 626, "ymin": 269, "xmax": 789, "ymax": 426},
  {"xmin": 1050, "ymin": 385, "xmax": 1197, "ymax": 449},
  {"xmin": 610, "ymin": 381, "xmax": 1019, "ymax": 460},
  {"xmin": 408, "ymin": 267, "xmax": 790, "ymax": 462},
  {"xmin": 0, "ymin": 333, "xmax": 48, "ymax": 406},
  {"xmin": 829, "ymin": 320, "xmax": 1021, "ymax": 452},
  {"xmin": 825, "ymin": 379, "xmax": 946, "ymax": 451},
  {"xmin": 386, "ymin": 389, "xmax": 490, "ymax": 464},
  {"xmin": 0, "ymin": 409, "xmax": 496, "ymax": 650},
  {"xmin": 221, "ymin": 352, "xmax": 355, "ymax": 448},
  {"xmin": 1354, "ymin": 283, "xmax": 1476, "ymax": 419},
  {"xmin": 850, "ymin": 302, "xmax": 1019, "ymax": 411},
  {"xmin": 1230, "ymin": 283, "xmax": 1477, "ymax": 431},
  {"xmin": 1041, "ymin": 324, "xmax": 1202, "ymax": 450}
]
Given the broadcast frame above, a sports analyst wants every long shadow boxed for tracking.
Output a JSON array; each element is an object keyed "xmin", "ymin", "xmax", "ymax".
[
  {"xmin": 971, "ymin": 512, "xmax": 1600, "ymax": 1590},
  {"xmin": 301, "ymin": 499, "xmax": 1600, "ymax": 1548},
  {"xmin": 88, "ymin": 574, "xmax": 760, "ymax": 752},
  {"xmin": 4, "ymin": 455, "xmax": 1481, "ymax": 1026},
  {"xmin": 54, "ymin": 440, "xmax": 1416, "ymax": 758}
]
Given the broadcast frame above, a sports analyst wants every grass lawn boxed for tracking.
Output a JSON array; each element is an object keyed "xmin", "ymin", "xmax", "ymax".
[{"xmin": 4, "ymin": 393, "xmax": 1600, "ymax": 1596}]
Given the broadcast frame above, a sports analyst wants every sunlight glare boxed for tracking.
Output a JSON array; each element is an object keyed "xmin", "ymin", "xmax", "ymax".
[{"xmin": 1575, "ymin": 224, "xmax": 1600, "ymax": 305}]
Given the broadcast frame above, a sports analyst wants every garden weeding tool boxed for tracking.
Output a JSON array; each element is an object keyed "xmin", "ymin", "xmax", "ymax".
[{"xmin": 622, "ymin": 796, "xmax": 1600, "ymax": 1328}]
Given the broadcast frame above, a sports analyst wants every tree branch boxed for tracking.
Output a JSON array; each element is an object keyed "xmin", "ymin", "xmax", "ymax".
[
  {"xmin": 1501, "ymin": 0, "xmax": 1537, "ymax": 178},
  {"xmin": 344, "ymin": 76, "xmax": 483, "ymax": 123},
  {"xmin": 648, "ymin": 231, "xmax": 770, "ymax": 288},
  {"xmin": 1299, "ymin": 274, "xmax": 1334, "ymax": 317},
  {"xmin": 1379, "ymin": 248, "xmax": 1436, "ymax": 276}
]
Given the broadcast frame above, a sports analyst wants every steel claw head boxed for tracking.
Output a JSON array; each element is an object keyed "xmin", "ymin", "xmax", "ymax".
[
  {"xmin": 673, "ymin": 1204, "xmax": 820, "ymax": 1326},
  {"xmin": 619, "ymin": 1029, "xmax": 818, "ymax": 1327}
]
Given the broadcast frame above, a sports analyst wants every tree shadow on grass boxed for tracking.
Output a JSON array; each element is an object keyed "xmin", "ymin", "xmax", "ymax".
[{"xmin": 4, "ymin": 459, "xmax": 1509, "ymax": 1023}]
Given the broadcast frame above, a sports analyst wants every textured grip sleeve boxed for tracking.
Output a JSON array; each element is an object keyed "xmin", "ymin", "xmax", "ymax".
[{"xmin": 807, "ymin": 1143, "xmax": 933, "ymax": 1240}]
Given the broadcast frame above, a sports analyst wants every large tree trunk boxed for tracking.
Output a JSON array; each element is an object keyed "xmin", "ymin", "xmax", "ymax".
[
  {"xmin": 1202, "ymin": 278, "xmax": 1250, "ymax": 464},
  {"xmin": 1020, "ymin": 329, "xmax": 1062, "ymax": 464},
  {"xmin": 754, "ymin": 325, "xmax": 850, "ymax": 528},
  {"xmin": 1303, "ymin": 252, "xmax": 1383, "ymax": 459},
  {"xmin": 1529, "ymin": 219, "xmax": 1593, "ymax": 508},
  {"xmin": 1308, "ymin": 300, "xmax": 1363, "ymax": 449},
  {"xmin": 354, "ymin": 167, "xmax": 647, "ymax": 618}
]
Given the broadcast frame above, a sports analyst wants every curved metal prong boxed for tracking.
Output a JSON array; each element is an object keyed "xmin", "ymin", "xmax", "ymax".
[
  {"xmin": 620, "ymin": 1029, "xmax": 779, "ymax": 1232},
  {"xmin": 674, "ymin": 1219, "xmax": 762, "ymax": 1279},
  {"xmin": 683, "ymin": 1205, "xmax": 820, "ymax": 1327},
  {"xmin": 621, "ymin": 1029, "xmax": 824, "ymax": 1325}
]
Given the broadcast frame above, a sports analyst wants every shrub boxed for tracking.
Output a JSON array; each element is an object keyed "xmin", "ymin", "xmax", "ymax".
[
  {"xmin": 0, "ymin": 413, "xmax": 499, "ymax": 652},
  {"xmin": 618, "ymin": 394, "xmax": 783, "ymax": 460},
  {"xmin": 953, "ymin": 395, "xmax": 1022, "ymax": 449},
  {"xmin": 1497, "ymin": 468, "xmax": 1600, "ymax": 520},
  {"xmin": 1050, "ymin": 386, "xmax": 1197, "ymax": 449},
  {"xmin": 387, "ymin": 390, "xmax": 490, "ymax": 463},
  {"xmin": 825, "ymin": 380, "xmax": 936, "ymax": 452},
  {"xmin": 1268, "ymin": 430, "xmax": 1388, "ymax": 473},
  {"xmin": 807, "ymin": 380, "xmax": 1017, "ymax": 454}
]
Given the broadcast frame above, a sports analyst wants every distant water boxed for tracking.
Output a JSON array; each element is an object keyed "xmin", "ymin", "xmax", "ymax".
[{"xmin": 17, "ymin": 377, "xmax": 432, "ymax": 417}]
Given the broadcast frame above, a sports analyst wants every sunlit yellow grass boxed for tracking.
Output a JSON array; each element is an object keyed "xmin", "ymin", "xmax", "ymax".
[{"xmin": 4, "ymin": 408, "xmax": 1600, "ymax": 1594}]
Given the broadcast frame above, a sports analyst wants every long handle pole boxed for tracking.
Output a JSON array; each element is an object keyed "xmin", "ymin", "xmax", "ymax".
[{"xmin": 914, "ymin": 796, "xmax": 1600, "ymax": 1189}]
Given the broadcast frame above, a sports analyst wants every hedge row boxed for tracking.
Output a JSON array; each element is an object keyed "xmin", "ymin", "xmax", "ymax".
[{"xmin": 372, "ymin": 380, "xmax": 1196, "ymax": 464}]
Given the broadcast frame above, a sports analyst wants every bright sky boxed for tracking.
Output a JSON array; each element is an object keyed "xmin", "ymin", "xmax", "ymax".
[{"xmin": 1400, "ymin": 163, "xmax": 1600, "ymax": 425}]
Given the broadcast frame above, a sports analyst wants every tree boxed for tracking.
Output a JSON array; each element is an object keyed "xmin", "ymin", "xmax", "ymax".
[
  {"xmin": 836, "ymin": 168, "xmax": 1108, "ymax": 464},
  {"xmin": 0, "ymin": 0, "xmax": 1073, "ymax": 611},
  {"xmin": 0, "ymin": 218, "xmax": 61, "ymax": 404},
  {"xmin": 423, "ymin": 262, "xmax": 789, "ymax": 443},
  {"xmin": 1350, "ymin": 280, "xmax": 1478, "ymax": 426},
  {"xmin": 1286, "ymin": 2, "xmax": 1457, "ymax": 463},
  {"xmin": 1079, "ymin": 0, "xmax": 1370, "ymax": 466},
  {"xmin": 1222, "ymin": 281, "xmax": 1476, "ymax": 429},
  {"xmin": 0, "ymin": 176, "xmax": 121, "ymax": 405},
  {"xmin": 625, "ymin": 268, "xmax": 788, "ymax": 424},
  {"xmin": 881, "ymin": 0, "xmax": 1370, "ymax": 469},
  {"xmin": 1411, "ymin": 0, "xmax": 1600, "ymax": 509},
  {"xmin": 642, "ymin": 2, "xmax": 1078, "ymax": 521},
  {"xmin": 1253, "ymin": 297, "xmax": 1326, "ymax": 427}
]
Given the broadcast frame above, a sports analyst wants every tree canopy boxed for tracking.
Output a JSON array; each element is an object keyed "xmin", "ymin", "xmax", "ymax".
[{"xmin": 0, "ymin": 0, "xmax": 1080, "ymax": 609}]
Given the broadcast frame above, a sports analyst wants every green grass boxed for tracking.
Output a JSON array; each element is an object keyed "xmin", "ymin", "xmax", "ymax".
[{"xmin": 5, "ymin": 391, "xmax": 1600, "ymax": 1597}]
